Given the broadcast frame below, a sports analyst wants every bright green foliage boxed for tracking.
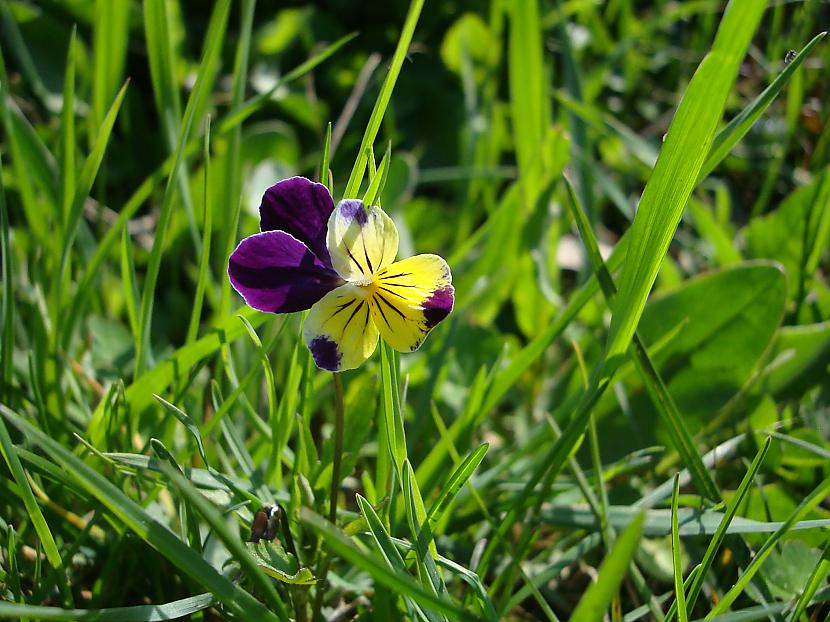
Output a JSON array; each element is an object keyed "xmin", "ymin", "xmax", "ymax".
[{"xmin": 1, "ymin": 1, "xmax": 830, "ymax": 620}]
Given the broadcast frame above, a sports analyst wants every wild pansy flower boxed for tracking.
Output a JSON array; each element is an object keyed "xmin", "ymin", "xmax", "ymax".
[{"xmin": 228, "ymin": 177, "xmax": 454, "ymax": 372}]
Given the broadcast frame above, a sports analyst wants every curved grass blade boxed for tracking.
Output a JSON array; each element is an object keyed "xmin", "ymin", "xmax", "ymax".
[
  {"xmin": 0, "ymin": 417, "xmax": 72, "ymax": 606},
  {"xmin": 0, "ymin": 406, "xmax": 282, "ymax": 622},
  {"xmin": 699, "ymin": 31, "xmax": 827, "ymax": 180},
  {"xmin": 0, "ymin": 593, "xmax": 214, "ymax": 621},
  {"xmin": 59, "ymin": 27, "xmax": 76, "ymax": 234},
  {"xmin": 680, "ymin": 437, "xmax": 771, "ymax": 620},
  {"xmin": 426, "ymin": 442, "xmax": 488, "ymax": 527},
  {"xmin": 185, "ymin": 118, "xmax": 213, "ymax": 346},
  {"xmin": 218, "ymin": 0, "xmax": 255, "ymax": 316},
  {"xmin": 161, "ymin": 464, "xmax": 289, "ymax": 620},
  {"xmin": 787, "ymin": 541, "xmax": 830, "ymax": 622},
  {"xmin": 706, "ymin": 474, "xmax": 830, "ymax": 618},
  {"xmin": 357, "ymin": 494, "xmax": 444, "ymax": 622},
  {"xmin": 0, "ymin": 153, "xmax": 12, "ymax": 401},
  {"xmin": 605, "ymin": 0, "xmax": 766, "ymax": 372},
  {"xmin": 301, "ymin": 507, "xmax": 472, "ymax": 621}
]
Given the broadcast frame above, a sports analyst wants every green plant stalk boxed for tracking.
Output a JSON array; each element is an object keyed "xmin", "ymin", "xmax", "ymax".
[
  {"xmin": 343, "ymin": 0, "xmax": 424, "ymax": 198},
  {"xmin": 312, "ymin": 372, "xmax": 346, "ymax": 619}
]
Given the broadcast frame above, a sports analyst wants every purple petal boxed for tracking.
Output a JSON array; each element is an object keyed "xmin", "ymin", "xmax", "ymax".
[
  {"xmin": 422, "ymin": 286, "xmax": 455, "ymax": 329},
  {"xmin": 259, "ymin": 176, "xmax": 334, "ymax": 266},
  {"xmin": 228, "ymin": 231, "xmax": 343, "ymax": 313}
]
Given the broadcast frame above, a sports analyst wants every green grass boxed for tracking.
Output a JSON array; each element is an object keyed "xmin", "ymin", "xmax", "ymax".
[{"xmin": 2, "ymin": 0, "xmax": 830, "ymax": 620}]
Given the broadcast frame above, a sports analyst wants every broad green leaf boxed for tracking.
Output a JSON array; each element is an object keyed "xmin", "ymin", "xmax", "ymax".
[
  {"xmin": 758, "ymin": 320, "xmax": 830, "ymax": 398},
  {"xmin": 744, "ymin": 166, "xmax": 830, "ymax": 303}
]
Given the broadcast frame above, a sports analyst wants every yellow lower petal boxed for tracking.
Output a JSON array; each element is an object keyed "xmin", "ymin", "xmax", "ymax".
[
  {"xmin": 370, "ymin": 254, "xmax": 454, "ymax": 352},
  {"xmin": 303, "ymin": 284, "xmax": 379, "ymax": 371}
]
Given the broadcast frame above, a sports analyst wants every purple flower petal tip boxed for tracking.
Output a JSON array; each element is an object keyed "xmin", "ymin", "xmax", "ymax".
[
  {"xmin": 308, "ymin": 336, "xmax": 342, "ymax": 371},
  {"xmin": 337, "ymin": 199, "xmax": 368, "ymax": 225},
  {"xmin": 423, "ymin": 286, "xmax": 455, "ymax": 329},
  {"xmin": 260, "ymin": 176, "xmax": 334, "ymax": 265}
]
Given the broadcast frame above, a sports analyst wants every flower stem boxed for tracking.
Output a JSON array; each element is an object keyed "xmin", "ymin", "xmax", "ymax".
[{"xmin": 311, "ymin": 372, "xmax": 345, "ymax": 620}]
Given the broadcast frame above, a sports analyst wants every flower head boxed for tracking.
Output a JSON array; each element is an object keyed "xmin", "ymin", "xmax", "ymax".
[{"xmin": 229, "ymin": 177, "xmax": 454, "ymax": 372}]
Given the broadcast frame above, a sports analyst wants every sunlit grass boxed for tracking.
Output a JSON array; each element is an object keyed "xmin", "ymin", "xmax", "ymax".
[{"xmin": 1, "ymin": 1, "xmax": 829, "ymax": 620}]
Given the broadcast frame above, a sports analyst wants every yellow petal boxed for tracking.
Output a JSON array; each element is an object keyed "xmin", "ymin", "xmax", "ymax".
[
  {"xmin": 327, "ymin": 200, "xmax": 398, "ymax": 280},
  {"xmin": 369, "ymin": 254, "xmax": 454, "ymax": 353},
  {"xmin": 303, "ymin": 284, "xmax": 379, "ymax": 371}
]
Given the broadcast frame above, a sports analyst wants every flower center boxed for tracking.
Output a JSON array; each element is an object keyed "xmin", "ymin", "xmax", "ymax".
[{"xmin": 353, "ymin": 275, "xmax": 376, "ymax": 288}]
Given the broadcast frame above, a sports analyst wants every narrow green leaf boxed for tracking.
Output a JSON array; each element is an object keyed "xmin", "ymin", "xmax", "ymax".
[
  {"xmin": 301, "ymin": 507, "xmax": 472, "ymax": 621},
  {"xmin": 55, "ymin": 80, "xmax": 129, "ymax": 310},
  {"xmin": 185, "ymin": 118, "xmax": 213, "ymax": 346},
  {"xmin": 161, "ymin": 464, "xmax": 289, "ymax": 619},
  {"xmin": 135, "ymin": 0, "xmax": 231, "ymax": 375},
  {"xmin": 682, "ymin": 437, "xmax": 771, "ymax": 619},
  {"xmin": 0, "ymin": 417, "xmax": 71, "ymax": 605},
  {"xmin": 380, "ymin": 340, "xmax": 407, "ymax": 475},
  {"xmin": 357, "ymin": 494, "xmax": 442, "ymax": 622},
  {"xmin": 605, "ymin": 0, "xmax": 766, "ymax": 370},
  {"xmin": 343, "ymin": 0, "xmax": 424, "ymax": 197},
  {"xmin": 0, "ymin": 593, "xmax": 214, "ymax": 621},
  {"xmin": 707, "ymin": 474, "xmax": 830, "ymax": 617},
  {"xmin": 0, "ymin": 152, "xmax": 12, "ymax": 401},
  {"xmin": 59, "ymin": 27, "xmax": 76, "ymax": 234},
  {"xmin": 787, "ymin": 541, "xmax": 830, "ymax": 622},
  {"xmin": 570, "ymin": 512, "xmax": 644, "ymax": 622},
  {"xmin": 426, "ymin": 442, "xmax": 488, "ymax": 527},
  {"xmin": 700, "ymin": 31, "xmax": 827, "ymax": 180},
  {"xmin": 0, "ymin": 406, "xmax": 279, "ymax": 622},
  {"xmin": 671, "ymin": 476, "xmax": 688, "ymax": 622},
  {"xmin": 563, "ymin": 175, "xmax": 719, "ymax": 501}
]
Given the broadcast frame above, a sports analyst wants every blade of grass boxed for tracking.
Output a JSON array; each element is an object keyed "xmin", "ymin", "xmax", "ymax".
[
  {"xmin": 707, "ymin": 473, "xmax": 830, "ymax": 618},
  {"xmin": 699, "ymin": 31, "xmax": 827, "ymax": 180},
  {"xmin": 563, "ymin": 174, "xmax": 719, "ymax": 500},
  {"xmin": 787, "ymin": 541, "xmax": 830, "ymax": 622},
  {"xmin": 91, "ymin": 0, "xmax": 130, "ymax": 143},
  {"xmin": 0, "ymin": 152, "xmax": 12, "ymax": 402},
  {"xmin": 301, "ymin": 507, "xmax": 472, "ymax": 621},
  {"xmin": 0, "ymin": 406, "xmax": 282, "ymax": 622},
  {"xmin": 185, "ymin": 118, "xmax": 213, "ymax": 346},
  {"xmin": 604, "ymin": 0, "xmax": 766, "ymax": 373},
  {"xmin": 59, "ymin": 27, "xmax": 76, "ymax": 235},
  {"xmin": 570, "ymin": 512, "xmax": 645, "ymax": 622},
  {"xmin": 218, "ymin": 0, "xmax": 255, "ymax": 317},
  {"xmin": 426, "ymin": 442, "xmax": 488, "ymax": 527},
  {"xmin": 343, "ymin": 0, "xmax": 425, "ymax": 198},
  {"xmin": 0, "ymin": 417, "xmax": 72, "ymax": 606},
  {"xmin": 0, "ymin": 593, "xmax": 214, "ymax": 621},
  {"xmin": 161, "ymin": 464, "xmax": 289, "ymax": 619},
  {"xmin": 671, "ymin": 476, "xmax": 689, "ymax": 622},
  {"xmin": 134, "ymin": 0, "xmax": 231, "ymax": 375},
  {"xmin": 88, "ymin": 307, "xmax": 267, "ymax": 446},
  {"xmin": 681, "ymin": 437, "xmax": 771, "ymax": 620},
  {"xmin": 357, "ymin": 494, "xmax": 444, "ymax": 622}
]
